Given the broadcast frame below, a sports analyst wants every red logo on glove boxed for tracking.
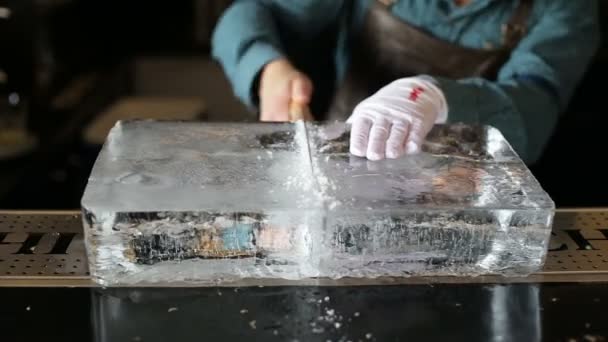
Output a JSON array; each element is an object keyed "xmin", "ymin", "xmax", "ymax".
[{"xmin": 409, "ymin": 87, "xmax": 425, "ymax": 102}]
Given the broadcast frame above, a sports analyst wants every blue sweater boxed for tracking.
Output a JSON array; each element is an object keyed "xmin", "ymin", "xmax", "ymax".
[{"xmin": 211, "ymin": 0, "xmax": 600, "ymax": 163}]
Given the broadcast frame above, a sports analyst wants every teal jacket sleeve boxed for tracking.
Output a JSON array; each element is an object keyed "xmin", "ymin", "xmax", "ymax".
[
  {"xmin": 435, "ymin": 0, "xmax": 601, "ymax": 164},
  {"xmin": 211, "ymin": 0, "xmax": 344, "ymax": 112}
]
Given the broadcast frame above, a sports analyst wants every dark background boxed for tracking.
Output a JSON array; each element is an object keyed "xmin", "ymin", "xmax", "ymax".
[{"xmin": 0, "ymin": 0, "xmax": 606, "ymax": 209}]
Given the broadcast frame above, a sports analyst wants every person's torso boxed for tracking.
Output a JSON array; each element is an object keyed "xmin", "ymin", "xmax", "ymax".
[
  {"xmin": 332, "ymin": 0, "xmax": 537, "ymax": 78},
  {"xmin": 371, "ymin": 0, "xmax": 532, "ymax": 50},
  {"xmin": 281, "ymin": 0, "xmax": 542, "ymax": 116}
]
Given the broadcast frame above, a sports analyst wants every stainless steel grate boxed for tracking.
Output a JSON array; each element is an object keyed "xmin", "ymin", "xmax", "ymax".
[
  {"xmin": 0, "ymin": 210, "xmax": 607, "ymax": 286},
  {"xmin": 0, "ymin": 212, "xmax": 89, "ymax": 278},
  {"xmin": 543, "ymin": 210, "xmax": 608, "ymax": 273}
]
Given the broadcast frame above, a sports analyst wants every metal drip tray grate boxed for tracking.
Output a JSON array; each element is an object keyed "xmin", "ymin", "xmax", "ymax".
[
  {"xmin": 0, "ymin": 212, "xmax": 89, "ymax": 278},
  {"xmin": 1, "ymin": 210, "xmax": 608, "ymax": 286},
  {"xmin": 543, "ymin": 210, "xmax": 608, "ymax": 273}
]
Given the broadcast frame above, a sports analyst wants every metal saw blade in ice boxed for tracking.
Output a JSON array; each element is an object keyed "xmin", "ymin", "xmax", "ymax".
[{"xmin": 81, "ymin": 120, "xmax": 554, "ymax": 285}]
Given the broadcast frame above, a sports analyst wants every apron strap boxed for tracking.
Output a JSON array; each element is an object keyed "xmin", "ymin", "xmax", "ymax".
[{"xmin": 373, "ymin": 0, "xmax": 534, "ymax": 48}]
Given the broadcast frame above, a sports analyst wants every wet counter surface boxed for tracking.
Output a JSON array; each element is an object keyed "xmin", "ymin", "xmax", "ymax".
[
  {"xmin": 2, "ymin": 210, "xmax": 608, "ymax": 341},
  {"xmin": 1, "ymin": 283, "xmax": 607, "ymax": 342}
]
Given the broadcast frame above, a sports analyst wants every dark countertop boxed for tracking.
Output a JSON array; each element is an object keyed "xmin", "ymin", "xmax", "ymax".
[{"xmin": 2, "ymin": 283, "xmax": 607, "ymax": 342}]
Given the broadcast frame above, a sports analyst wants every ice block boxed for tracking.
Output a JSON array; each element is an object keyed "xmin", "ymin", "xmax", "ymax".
[{"xmin": 81, "ymin": 120, "xmax": 554, "ymax": 285}]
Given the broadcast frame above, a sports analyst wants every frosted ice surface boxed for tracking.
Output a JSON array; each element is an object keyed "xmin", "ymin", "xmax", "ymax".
[
  {"xmin": 83, "ymin": 120, "xmax": 320, "ymax": 212},
  {"xmin": 81, "ymin": 120, "xmax": 554, "ymax": 285}
]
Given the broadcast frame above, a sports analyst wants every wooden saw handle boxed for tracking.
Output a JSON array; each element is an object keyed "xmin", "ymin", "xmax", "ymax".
[{"xmin": 288, "ymin": 101, "xmax": 313, "ymax": 122}]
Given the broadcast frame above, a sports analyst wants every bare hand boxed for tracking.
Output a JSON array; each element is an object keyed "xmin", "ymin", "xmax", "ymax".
[{"xmin": 258, "ymin": 58, "xmax": 314, "ymax": 122}]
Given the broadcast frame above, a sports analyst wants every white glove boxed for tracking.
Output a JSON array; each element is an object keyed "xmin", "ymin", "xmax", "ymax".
[{"xmin": 346, "ymin": 76, "xmax": 448, "ymax": 161}]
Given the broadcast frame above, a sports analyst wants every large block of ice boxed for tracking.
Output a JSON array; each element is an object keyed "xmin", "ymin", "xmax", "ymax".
[{"xmin": 81, "ymin": 120, "xmax": 554, "ymax": 285}]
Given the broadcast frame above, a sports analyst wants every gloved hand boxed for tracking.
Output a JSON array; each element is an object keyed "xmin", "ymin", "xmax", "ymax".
[{"xmin": 346, "ymin": 76, "xmax": 448, "ymax": 161}]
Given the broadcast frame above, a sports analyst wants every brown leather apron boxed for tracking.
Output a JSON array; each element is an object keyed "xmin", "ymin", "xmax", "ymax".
[{"xmin": 324, "ymin": 0, "xmax": 533, "ymax": 121}]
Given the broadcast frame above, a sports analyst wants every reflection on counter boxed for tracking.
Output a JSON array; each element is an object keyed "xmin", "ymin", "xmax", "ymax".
[{"xmin": 92, "ymin": 285, "xmax": 542, "ymax": 342}]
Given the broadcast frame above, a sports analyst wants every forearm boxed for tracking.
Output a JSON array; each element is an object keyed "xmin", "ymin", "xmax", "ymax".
[
  {"xmin": 436, "ymin": 76, "xmax": 560, "ymax": 164},
  {"xmin": 212, "ymin": 1, "xmax": 345, "ymax": 111},
  {"xmin": 211, "ymin": 1, "xmax": 285, "ymax": 109}
]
